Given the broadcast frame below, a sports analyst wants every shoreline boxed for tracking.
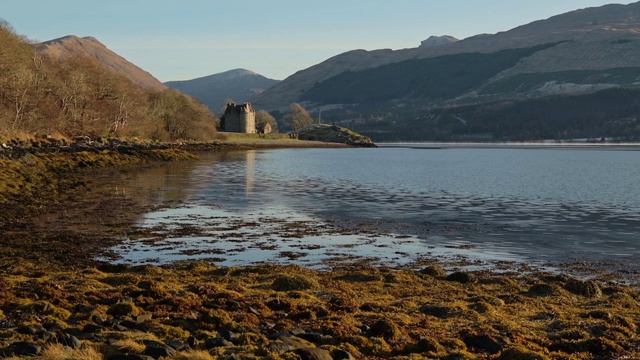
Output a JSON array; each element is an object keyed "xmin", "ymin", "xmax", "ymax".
[
  {"xmin": 1, "ymin": 141, "xmax": 640, "ymax": 359},
  {"xmin": 378, "ymin": 141, "xmax": 640, "ymax": 149}
]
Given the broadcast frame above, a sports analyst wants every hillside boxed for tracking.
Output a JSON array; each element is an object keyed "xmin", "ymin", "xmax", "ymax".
[
  {"xmin": 0, "ymin": 22, "xmax": 216, "ymax": 142},
  {"xmin": 252, "ymin": 1, "xmax": 640, "ymax": 110},
  {"xmin": 37, "ymin": 35, "xmax": 167, "ymax": 92},
  {"xmin": 252, "ymin": 1, "xmax": 640, "ymax": 142},
  {"xmin": 165, "ymin": 69, "xmax": 278, "ymax": 113}
]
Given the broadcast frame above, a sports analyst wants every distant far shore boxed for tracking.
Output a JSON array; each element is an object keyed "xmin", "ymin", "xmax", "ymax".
[{"xmin": 377, "ymin": 141, "xmax": 640, "ymax": 149}]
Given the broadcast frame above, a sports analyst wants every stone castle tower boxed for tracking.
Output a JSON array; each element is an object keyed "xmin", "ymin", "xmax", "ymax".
[{"xmin": 221, "ymin": 102, "xmax": 256, "ymax": 133}]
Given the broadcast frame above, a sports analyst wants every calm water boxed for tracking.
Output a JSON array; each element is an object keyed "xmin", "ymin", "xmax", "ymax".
[{"xmin": 108, "ymin": 145, "xmax": 640, "ymax": 269}]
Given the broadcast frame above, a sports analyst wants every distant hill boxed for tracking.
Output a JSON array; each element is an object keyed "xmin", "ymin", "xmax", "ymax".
[
  {"xmin": 252, "ymin": 1, "xmax": 640, "ymax": 110},
  {"xmin": 165, "ymin": 69, "xmax": 279, "ymax": 113},
  {"xmin": 420, "ymin": 35, "xmax": 459, "ymax": 48},
  {"xmin": 37, "ymin": 35, "xmax": 167, "ymax": 91},
  {"xmin": 252, "ymin": 1, "xmax": 640, "ymax": 142}
]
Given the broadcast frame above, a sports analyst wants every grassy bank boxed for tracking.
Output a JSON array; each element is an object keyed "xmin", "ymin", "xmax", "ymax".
[{"xmin": 218, "ymin": 132, "xmax": 351, "ymax": 148}]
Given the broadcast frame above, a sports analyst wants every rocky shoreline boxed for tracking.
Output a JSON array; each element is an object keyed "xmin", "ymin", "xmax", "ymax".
[
  {"xmin": 1, "ymin": 140, "xmax": 639, "ymax": 359},
  {"xmin": 0, "ymin": 137, "xmax": 350, "ymax": 161},
  {"xmin": 1, "ymin": 259, "xmax": 639, "ymax": 360}
]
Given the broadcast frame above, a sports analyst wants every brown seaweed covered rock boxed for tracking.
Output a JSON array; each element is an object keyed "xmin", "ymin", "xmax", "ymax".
[{"xmin": 296, "ymin": 124, "xmax": 376, "ymax": 147}]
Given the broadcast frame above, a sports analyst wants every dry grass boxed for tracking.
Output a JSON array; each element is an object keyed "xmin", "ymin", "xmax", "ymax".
[
  {"xmin": 173, "ymin": 350, "xmax": 219, "ymax": 360},
  {"xmin": 38, "ymin": 344, "xmax": 103, "ymax": 360},
  {"xmin": 110, "ymin": 338, "xmax": 146, "ymax": 353},
  {"xmin": 220, "ymin": 132, "xmax": 297, "ymax": 143}
]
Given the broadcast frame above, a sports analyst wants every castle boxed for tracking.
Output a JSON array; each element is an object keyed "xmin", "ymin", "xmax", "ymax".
[{"xmin": 220, "ymin": 102, "xmax": 256, "ymax": 133}]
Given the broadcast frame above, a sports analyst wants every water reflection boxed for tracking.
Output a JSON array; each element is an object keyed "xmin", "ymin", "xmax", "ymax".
[
  {"xmin": 245, "ymin": 150, "xmax": 256, "ymax": 196},
  {"xmin": 95, "ymin": 147, "xmax": 640, "ymax": 271}
]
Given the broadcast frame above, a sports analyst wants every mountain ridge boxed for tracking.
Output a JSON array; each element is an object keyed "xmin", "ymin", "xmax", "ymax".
[
  {"xmin": 252, "ymin": 1, "xmax": 640, "ymax": 110},
  {"xmin": 37, "ymin": 35, "xmax": 167, "ymax": 92},
  {"xmin": 165, "ymin": 69, "xmax": 279, "ymax": 113}
]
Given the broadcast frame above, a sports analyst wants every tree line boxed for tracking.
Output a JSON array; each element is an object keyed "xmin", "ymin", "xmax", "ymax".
[
  {"xmin": 0, "ymin": 20, "xmax": 217, "ymax": 142},
  {"xmin": 350, "ymin": 88, "xmax": 640, "ymax": 142}
]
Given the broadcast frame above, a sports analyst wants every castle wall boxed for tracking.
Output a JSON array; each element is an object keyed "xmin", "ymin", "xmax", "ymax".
[
  {"xmin": 222, "ymin": 102, "xmax": 256, "ymax": 133},
  {"xmin": 225, "ymin": 114, "xmax": 241, "ymax": 133},
  {"xmin": 240, "ymin": 112, "xmax": 256, "ymax": 134}
]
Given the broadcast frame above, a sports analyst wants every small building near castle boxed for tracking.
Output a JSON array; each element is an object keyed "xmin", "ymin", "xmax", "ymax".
[{"xmin": 220, "ymin": 102, "xmax": 256, "ymax": 133}]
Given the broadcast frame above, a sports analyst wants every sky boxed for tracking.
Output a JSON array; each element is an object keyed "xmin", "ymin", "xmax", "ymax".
[{"xmin": 2, "ymin": 1, "xmax": 635, "ymax": 82}]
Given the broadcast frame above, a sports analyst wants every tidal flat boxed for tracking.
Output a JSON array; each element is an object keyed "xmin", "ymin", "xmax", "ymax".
[{"xmin": 1, "ymin": 145, "xmax": 639, "ymax": 360}]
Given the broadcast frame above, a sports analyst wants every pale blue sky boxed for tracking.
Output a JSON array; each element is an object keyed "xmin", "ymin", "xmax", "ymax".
[{"xmin": 2, "ymin": 1, "xmax": 634, "ymax": 81}]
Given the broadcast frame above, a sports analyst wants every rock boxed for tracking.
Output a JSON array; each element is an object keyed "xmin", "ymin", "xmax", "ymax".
[
  {"xmin": 97, "ymin": 263, "xmax": 131, "ymax": 273},
  {"xmin": 187, "ymin": 336, "xmax": 198, "ymax": 348},
  {"xmin": 56, "ymin": 333, "xmax": 82, "ymax": 349},
  {"xmin": 204, "ymin": 337, "xmax": 233, "ymax": 348},
  {"xmin": 289, "ymin": 327, "xmax": 307, "ymax": 336},
  {"xmin": 298, "ymin": 332, "xmax": 331, "ymax": 344},
  {"xmin": 586, "ymin": 310, "xmax": 611, "ymax": 320},
  {"xmin": 269, "ymin": 341, "xmax": 296, "ymax": 353},
  {"xmin": 120, "ymin": 320, "xmax": 142, "ymax": 330},
  {"xmin": 409, "ymin": 338, "xmax": 444, "ymax": 353},
  {"xmin": 141, "ymin": 341, "xmax": 176, "ymax": 359},
  {"xmin": 419, "ymin": 264, "xmax": 447, "ymax": 277},
  {"xmin": 166, "ymin": 339, "xmax": 189, "ymax": 351},
  {"xmin": 17, "ymin": 324, "xmax": 44, "ymax": 335},
  {"xmin": 143, "ymin": 343, "xmax": 175, "ymax": 359},
  {"xmin": 359, "ymin": 303, "xmax": 379, "ymax": 312},
  {"xmin": 461, "ymin": 333, "xmax": 503, "ymax": 355},
  {"xmin": 107, "ymin": 355, "xmax": 155, "ymax": 360},
  {"xmin": 293, "ymin": 347, "xmax": 333, "ymax": 360},
  {"xmin": 420, "ymin": 304, "xmax": 456, "ymax": 318},
  {"xmin": 266, "ymin": 299, "xmax": 292, "ymax": 311},
  {"xmin": 136, "ymin": 313, "xmax": 153, "ymax": 323},
  {"xmin": 219, "ymin": 329, "xmax": 240, "ymax": 342},
  {"xmin": 107, "ymin": 302, "xmax": 140, "ymax": 317},
  {"xmin": 331, "ymin": 349, "xmax": 356, "ymax": 360},
  {"xmin": 368, "ymin": 319, "xmax": 402, "ymax": 341},
  {"xmin": 92, "ymin": 314, "xmax": 107, "ymax": 324},
  {"xmin": 291, "ymin": 311, "xmax": 316, "ymax": 321},
  {"xmin": 40, "ymin": 331, "xmax": 55, "ymax": 342},
  {"xmin": 272, "ymin": 334, "xmax": 310, "ymax": 350},
  {"xmin": 83, "ymin": 323, "xmax": 105, "ymax": 334},
  {"xmin": 74, "ymin": 304, "xmax": 95, "ymax": 313},
  {"xmin": 565, "ymin": 279, "xmax": 602, "ymax": 298},
  {"xmin": 8, "ymin": 341, "xmax": 41, "ymax": 356},
  {"xmin": 446, "ymin": 271, "xmax": 477, "ymax": 284},
  {"xmin": 527, "ymin": 283, "xmax": 562, "ymax": 297},
  {"xmin": 271, "ymin": 275, "xmax": 319, "ymax": 291}
]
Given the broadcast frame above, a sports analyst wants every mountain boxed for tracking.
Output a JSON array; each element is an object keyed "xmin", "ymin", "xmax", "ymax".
[
  {"xmin": 37, "ymin": 35, "xmax": 167, "ymax": 91},
  {"xmin": 252, "ymin": 1, "xmax": 640, "ymax": 142},
  {"xmin": 252, "ymin": 3, "xmax": 640, "ymax": 109},
  {"xmin": 420, "ymin": 35, "xmax": 459, "ymax": 48},
  {"xmin": 165, "ymin": 69, "xmax": 279, "ymax": 113}
]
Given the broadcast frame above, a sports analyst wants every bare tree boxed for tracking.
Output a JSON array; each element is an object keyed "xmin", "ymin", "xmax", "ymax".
[
  {"xmin": 256, "ymin": 110, "xmax": 278, "ymax": 134},
  {"xmin": 285, "ymin": 103, "xmax": 313, "ymax": 134}
]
